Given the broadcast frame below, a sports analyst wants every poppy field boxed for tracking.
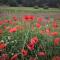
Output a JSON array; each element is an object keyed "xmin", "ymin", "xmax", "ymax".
[{"xmin": 0, "ymin": 15, "xmax": 60, "ymax": 60}]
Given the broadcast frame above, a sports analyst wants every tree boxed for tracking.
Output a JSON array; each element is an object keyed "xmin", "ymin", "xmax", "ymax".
[
  {"xmin": 0, "ymin": 0, "xmax": 60, "ymax": 7},
  {"xmin": 7, "ymin": 0, "xmax": 18, "ymax": 6},
  {"xmin": 22, "ymin": 0, "xmax": 33, "ymax": 6},
  {"xmin": 0, "ymin": 0, "xmax": 8, "ymax": 4},
  {"xmin": 17, "ymin": 0, "xmax": 22, "ymax": 4}
]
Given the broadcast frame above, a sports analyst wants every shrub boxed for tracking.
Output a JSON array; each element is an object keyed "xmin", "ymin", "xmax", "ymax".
[
  {"xmin": 34, "ymin": 6, "xmax": 39, "ymax": 9},
  {"xmin": 7, "ymin": 0, "xmax": 18, "ymax": 6},
  {"xmin": 43, "ymin": 6, "xmax": 49, "ymax": 9}
]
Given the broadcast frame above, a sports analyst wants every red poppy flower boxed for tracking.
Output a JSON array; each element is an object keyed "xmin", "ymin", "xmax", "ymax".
[
  {"xmin": 0, "ymin": 21, "xmax": 3, "ymax": 25},
  {"xmin": 13, "ymin": 16, "xmax": 17, "ymax": 21},
  {"xmin": 36, "ymin": 23, "xmax": 41, "ymax": 29},
  {"xmin": 46, "ymin": 28, "xmax": 50, "ymax": 33},
  {"xmin": 4, "ymin": 20, "xmax": 9, "ymax": 23},
  {"xmin": 0, "ymin": 57, "xmax": 2, "ymax": 60},
  {"xmin": 4, "ymin": 26, "xmax": 7, "ymax": 29},
  {"xmin": 54, "ymin": 38, "xmax": 60, "ymax": 46},
  {"xmin": 52, "ymin": 56, "xmax": 60, "ymax": 60},
  {"xmin": 24, "ymin": 15, "xmax": 28, "ymax": 21},
  {"xmin": 23, "ymin": 15, "xmax": 35, "ymax": 22},
  {"xmin": 37, "ymin": 52, "xmax": 46, "ymax": 56},
  {"xmin": 29, "ymin": 57, "xmax": 36, "ymax": 60},
  {"xmin": 27, "ymin": 43, "xmax": 34, "ymax": 51},
  {"xmin": 21, "ymin": 49, "xmax": 28, "ymax": 56},
  {"xmin": 9, "ymin": 20, "xmax": 13, "ymax": 24},
  {"xmin": 45, "ymin": 28, "xmax": 51, "ymax": 36},
  {"xmin": 31, "ymin": 36, "xmax": 38, "ymax": 44},
  {"xmin": 0, "ymin": 50, "xmax": 3, "ymax": 53},
  {"xmin": 51, "ymin": 32, "xmax": 58, "ymax": 36},
  {"xmin": 29, "ymin": 15, "xmax": 35, "ymax": 20},
  {"xmin": 37, "ymin": 17, "xmax": 43, "ymax": 22},
  {"xmin": 52, "ymin": 21, "xmax": 58, "ymax": 29},
  {"xmin": 2, "ymin": 54, "xmax": 9, "ymax": 60},
  {"xmin": 4, "ymin": 26, "xmax": 11, "ymax": 30},
  {"xmin": 0, "ymin": 43, "xmax": 7, "ymax": 49},
  {"xmin": 40, "ymin": 30, "xmax": 45, "ymax": 35},
  {"xmin": 10, "ymin": 54, "xmax": 18, "ymax": 60},
  {"xmin": 9, "ymin": 27, "xmax": 17, "ymax": 33}
]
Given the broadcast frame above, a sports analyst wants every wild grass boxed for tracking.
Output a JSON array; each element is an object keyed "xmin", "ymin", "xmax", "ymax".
[{"xmin": 0, "ymin": 7, "xmax": 60, "ymax": 13}]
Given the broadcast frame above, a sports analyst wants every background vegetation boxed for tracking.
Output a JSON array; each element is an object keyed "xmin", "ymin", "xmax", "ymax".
[{"xmin": 0, "ymin": 0, "xmax": 60, "ymax": 8}]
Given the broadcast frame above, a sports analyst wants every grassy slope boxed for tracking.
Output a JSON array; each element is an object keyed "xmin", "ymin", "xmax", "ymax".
[{"xmin": 0, "ymin": 7, "xmax": 60, "ymax": 13}]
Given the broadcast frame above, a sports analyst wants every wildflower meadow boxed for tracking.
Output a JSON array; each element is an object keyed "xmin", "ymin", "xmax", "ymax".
[{"xmin": 0, "ymin": 15, "xmax": 60, "ymax": 60}]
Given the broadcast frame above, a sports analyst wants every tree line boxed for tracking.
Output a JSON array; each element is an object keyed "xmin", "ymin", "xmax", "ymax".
[{"xmin": 0, "ymin": 0, "xmax": 60, "ymax": 8}]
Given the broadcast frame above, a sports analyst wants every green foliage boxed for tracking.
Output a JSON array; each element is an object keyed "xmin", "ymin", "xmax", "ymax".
[
  {"xmin": 7, "ymin": 0, "xmax": 18, "ymax": 6},
  {"xmin": 0, "ymin": 0, "xmax": 60, "ymax": 7},
  {"xmin": 34, "ymin": 6, "xmax": 39, "ymax": 9},
  {"xmin": 0, "ymin": 16, "xmax": 60, "ymax": 60},
  {"xmin": 43, "ymin": 6, "xmax": 49, "ymax": 9}
]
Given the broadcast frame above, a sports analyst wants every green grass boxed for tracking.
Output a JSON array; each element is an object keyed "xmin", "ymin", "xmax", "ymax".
[{"xmin": 0, "ymin": 7, "xmax": 60, "ymax": 13}]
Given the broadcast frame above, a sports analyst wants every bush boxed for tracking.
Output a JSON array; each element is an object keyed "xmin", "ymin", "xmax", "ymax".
[
  {"xmin": 7, "ymin": 0, "xmax": 18, "ymax": 6},
  {"xmin": 43, "ymin": 6, "xmax": 49, "ymax": 9},
  {"xmin": 34, "ymin": 6, "xmax": 39, "ymax": 9},
  {"xmin": 57, "ymin": 3, "xmax": 60, "ymax": 8}
]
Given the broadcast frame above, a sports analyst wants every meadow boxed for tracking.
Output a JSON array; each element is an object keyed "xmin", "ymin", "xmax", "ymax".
[
  {"xmin": 0, "ymin": 7, "xmax": 60, "ymax": 60},
  {"xmin": 0, "ymin": 7, "xmax": 60, "ymax": 13}
]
